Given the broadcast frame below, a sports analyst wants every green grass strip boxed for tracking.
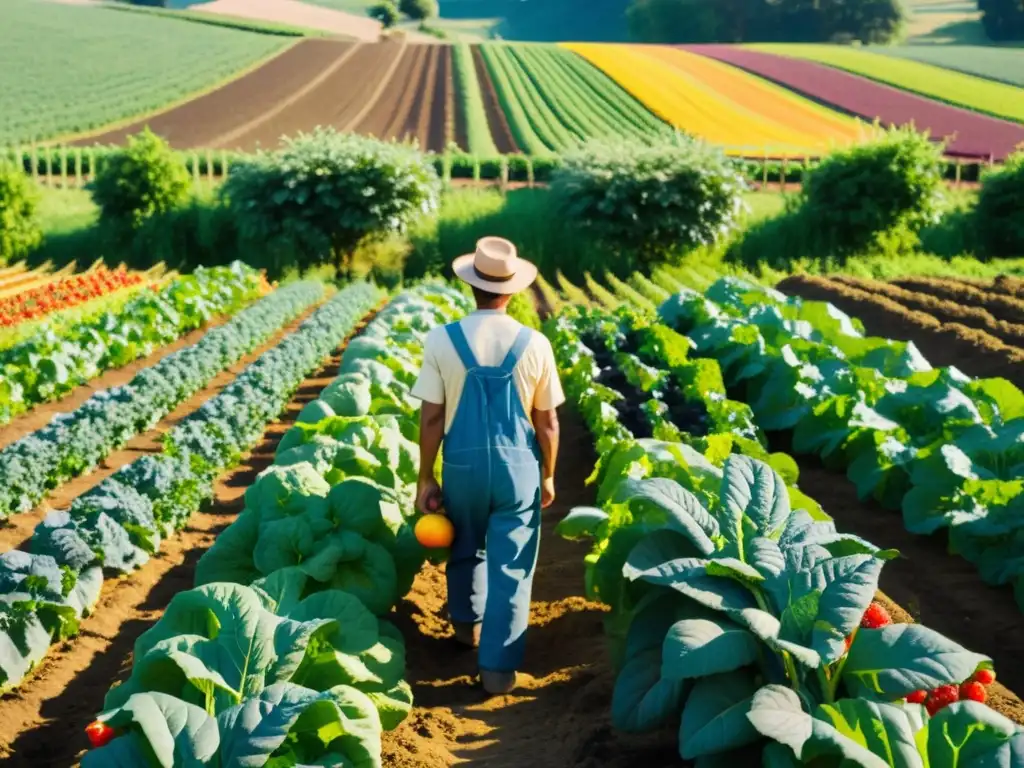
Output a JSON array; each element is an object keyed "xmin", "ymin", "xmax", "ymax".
[{"xmin": 452, "ymin": 43, "xmax": 499, "ymax": 156}]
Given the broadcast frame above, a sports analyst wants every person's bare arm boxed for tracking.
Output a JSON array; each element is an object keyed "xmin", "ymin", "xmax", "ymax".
[
  {"xmin": 533, "ymin": 407, "xmax": 560, "ymax": 509},
  {"xmin": 416, "ymin": 401, "xmax": 446, "ymax": 513}
]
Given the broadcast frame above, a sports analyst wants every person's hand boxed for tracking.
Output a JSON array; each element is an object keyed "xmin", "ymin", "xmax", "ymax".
[
  {"xmin": 541, "ymin": 477, "xmax": 556, "ymax": 509},
  {"xmin": 417, "ymin": 476, "xmax": 443, "ymax": 515}
]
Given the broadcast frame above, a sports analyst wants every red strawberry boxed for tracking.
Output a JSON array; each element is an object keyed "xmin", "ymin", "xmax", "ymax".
[
  {"xmin": 85, "ymin": 720, "xmax": 117, "ymax": 748},
  {"xmin": 925, "ymin": 685, "xmax": 960, "ymax": 715},
  {"xmin": 860, "ymin": 602, "xmax": 892, "ymax": 629},
  {"xmin": 973, "ymin": 669, "xmax": 996, "ymax": 686},
  {"xmin": 960, "ymin": 681, "xmax": 987, "ymax": 703},
  {"xmin": 905, "ymin": 690, "xmax": 927, "ymax": 704}
]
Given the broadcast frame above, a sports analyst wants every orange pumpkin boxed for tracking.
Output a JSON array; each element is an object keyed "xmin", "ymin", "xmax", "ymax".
[{"xmin": 415, "ymin": 513, "xmax": 455, "ymax": 549}]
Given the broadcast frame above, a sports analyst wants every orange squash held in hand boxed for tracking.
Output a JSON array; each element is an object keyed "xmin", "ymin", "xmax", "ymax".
[{"xmin": 415, "ymin": 513, "xmax": 455, "ymax": 549}]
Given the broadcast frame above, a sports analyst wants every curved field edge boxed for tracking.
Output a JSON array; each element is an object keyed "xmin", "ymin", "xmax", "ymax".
[
  {"xmin": 54, "ymin": 40, "xmax": 300, "ymax": 147},
  {"xmin": 1, "ymin": 0, "xmax": 293, "ymax": 146},
  {"xmin": 745, "ymin": 44, "xmax": 1024, "ymax": 125}
]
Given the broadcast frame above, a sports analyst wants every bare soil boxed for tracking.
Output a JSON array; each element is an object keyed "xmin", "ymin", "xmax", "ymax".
[
  {"xmin": 185, "ymin": 0, "xmax": 381, "ymax": 40},
  {"xmin": 471, "ymin": 45, "xmax": 520, "ymax": 155},
  {"xmin": 0, "ymin": 306, "xmax": 375, "ymax": 766},
  {"xmin": 0, "ymin": 306, "xmax": 314, "ymax": 555},
  {"xmin": 381, "ymin": 409, "xmax": 680, "ymax": 768},
  {"xmin": 72, "ymin": 40, "xmax": 353, "ymax": 149}
]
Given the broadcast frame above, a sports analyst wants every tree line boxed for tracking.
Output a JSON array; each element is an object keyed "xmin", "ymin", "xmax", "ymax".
[
  {"xmin": 978, "ymin": 0, "xmax": 1024, "ymax": 40},
  {"xmin": 626, "ymin": 0, "xmax": 906, "ymax": 44}
]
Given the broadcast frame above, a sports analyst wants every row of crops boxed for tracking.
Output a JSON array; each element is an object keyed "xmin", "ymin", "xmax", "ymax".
[
  {"xmin": 546, "ymin": 294, "xmax": 1024, "ymax": 763},
  {"xmin": 81, "ymin": 283, "xmax": 469, "ymax": 765}
]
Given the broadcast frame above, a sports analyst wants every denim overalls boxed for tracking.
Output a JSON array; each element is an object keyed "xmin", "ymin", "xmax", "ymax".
[{"xmin": 441, "ymin": 321, "xmax": 542, "ymax": 674}]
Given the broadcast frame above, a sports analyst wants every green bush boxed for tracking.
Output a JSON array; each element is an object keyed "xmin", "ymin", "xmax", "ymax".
[
  {"xmin": 400, "ymin": 0, "xmax": 437, "ymax": 20},
  {"xmin": 974, "ymin": 151, "xmax": 1024, "ymax": 258},
  {"xmin": 550, "ymin": 134, "xmax": 747, "ymax": 269},
  {"xmin": 799, "ymin": 127, "xmax": 945, "ymax": 258},
  {"xmin": 89, "ymin": 129, "xmax": 190, "ymax": 237},
  {"xmin": 221, "ymin": 128, "xmax": 440, "ymax": 277},
  {"xmin": 0, "ymin": 161, "xmax": 41, "ymax": 264},
  {"xmin": 368, "ymin": 1, "xmax": 399, "ymax": 27},
  {"xmin": 508, "ymin": 291, "xmax": 541, "ymax": 328}
]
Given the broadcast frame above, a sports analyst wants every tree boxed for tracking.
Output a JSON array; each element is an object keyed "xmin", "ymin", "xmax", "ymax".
[
  {"xmin": 978, "ymin": 0, "xmax": 1024, "ymax": 40},
  {"xmin": 368, "ymin": 1, "xmax": 400, "ymax": 27},
  {"xmin": 221, "ymin": 128, "xmax": 440, "ymax": 278},
  {"xmin": 550, "ymin": 133, "xmax": 747, "ymax": 269},
  {"xmin": 0, "ymin": 161, "xmax": 41, "ymax": 264},
  {"xmin": 89, "ymin": 128, "xmax": 190, "ymax": 238},
  {"xmin": 399, "ymin": 0, "xmax": 437, "ymax": 20}
]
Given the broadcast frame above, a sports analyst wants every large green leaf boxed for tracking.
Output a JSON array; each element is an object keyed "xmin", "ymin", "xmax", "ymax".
[
  {"xmin": 927, "ymin": 701, "xmax": 1024, "ymax": 768},
  {"xmin": 661, "ymin": 616, "xmax": 759, "ymax": 680},
  {"xmin": 679, "ymin": 670, "xmax": 759, "ymax": 759},
  {"xmin": 615, "ymin": 477, "xmax": 719, "ymax": 555},
  {"xmin": 556, "ymin": 506, "xmax": 610, "ymax": 540},
  {"xmin": 611, "ymin": 648, "xmax": 689, "ymax": 733},
  {"xmin": 843, "ymin": 624, "xmax": 990, "ymax": 699},
  {"xmin": 719, "ymin": 455, "xmax": 790, "ymax": 560}
]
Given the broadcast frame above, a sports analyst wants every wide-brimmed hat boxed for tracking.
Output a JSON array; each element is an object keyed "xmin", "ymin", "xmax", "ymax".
[{"xmin": 452, "ymin": 237, "xmax": 538, "ymax": 295}]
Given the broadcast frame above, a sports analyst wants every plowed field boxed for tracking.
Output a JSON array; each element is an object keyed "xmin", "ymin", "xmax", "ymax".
[
  {"xmin": 75, "ymin": 40, "xmax": 454, "ymax": 152},
  {"xmin": 777, "ymin": 274, "xmax": 1024, "ymax": 388}
]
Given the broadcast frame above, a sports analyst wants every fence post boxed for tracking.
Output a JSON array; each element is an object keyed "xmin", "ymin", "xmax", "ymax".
[
  {"xmin": 499, "ymin": 155, "xmax": 509, "ymax": 192},
  {"xmin": 955, "ymin": 158, "xmax": 961, "ymax": 188},
  {"xmin": 221, "ymin": 150, "xmax": 229, "ymax": 180},
  {"xmin": 88, "ymin": 147, "xmax": 96, "ymax": 179},
  {"xmin": 191, "ymin": 152, "xmax": 200, "ymax": 190},
  {"xmin": 781, "ymin": 156, "xmax": 788, "ymax": 194},
  {"xmin": 762, "ymin": 148, "xmax": 769, "ymax": 189},
  {"xmin": 472, "ymin": 156, "xmax": 481, "ymax": 182},
  {"xmin": 803, "ymin": 154, "xmax": 810, "ymax": 185},
  {"xmin": 527, "ymin": 156, "xmax": 535, "ymax": 188}
]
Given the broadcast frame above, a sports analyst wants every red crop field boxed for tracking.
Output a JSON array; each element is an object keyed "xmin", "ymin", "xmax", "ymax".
[{"xmin": 687, "ymin": 44, "xmax": 1024, "ymax": 159}]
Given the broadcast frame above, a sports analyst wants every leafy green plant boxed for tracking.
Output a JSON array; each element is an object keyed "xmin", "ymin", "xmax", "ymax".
[
  {"xmin": 799, "ymin": 127, "xmax": 945, "ymax": 259},
  {"xmin": 368, "ymin": 0, "xmax": 400, "ymax": 27},
  {"xmin": 0, "ymin": 160, "xmax": 41, "ymax": 263},
  {"xmin": 222, "ymin": 128, "xmax": 440, "ymax": 277},
  {"xmin": 551, "ymin": 134, "xmax": 747, "ymax": 270},
  {"xmin": 974, "ymin": 151, "xmax": 1024, "ymax": 259},
  {"xmin": 89, "ymin": 128, "xmax": 190, "ymax": 236},
  {"xmin": 399, "ymin": 0, "xmax": 436, "ymax": 19}
]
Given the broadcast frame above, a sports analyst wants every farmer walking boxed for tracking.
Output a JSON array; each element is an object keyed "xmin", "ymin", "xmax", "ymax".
[{"xmin": 413, "ymin": 236, "xmax": 564, "ymax": 695}]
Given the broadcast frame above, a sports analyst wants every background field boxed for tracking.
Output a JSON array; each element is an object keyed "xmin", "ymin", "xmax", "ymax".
[{"xmin": 0, "ymin": 0, "xmax": 288, "ymax": 145}]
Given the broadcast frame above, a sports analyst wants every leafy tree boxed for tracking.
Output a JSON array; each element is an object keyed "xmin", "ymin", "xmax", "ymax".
[
  {"xmin": 799, "ymin": 127, "xmax": 945, "ymax": 258},
  {"xmin": 550, "ymin": 133, "xmax": 747, "ymax": 269},
  {"xmin": 221, "ymin": 128, "xmax": 440, "ymax": 277},
  {"xmin": 89, "ymin": 128, "xmax": 190, "ymax": 236},
  {"xmin": 978, "ymin": 0, "xmax": 1024, "ymax": 40},
  {"xmin": 368, "ymin": 1, "xmax": 400, "ymax": 27},
  {"xmin": 973, "ymin": 151, "xmax": 1024, "ymax": 258},
  {"xmin": 399, "ymin": 0, "xmax": 437, "ymax": 20},
  {"xmin": 0, "ymin": 161, "xmax": 41, "ymax": 264}
]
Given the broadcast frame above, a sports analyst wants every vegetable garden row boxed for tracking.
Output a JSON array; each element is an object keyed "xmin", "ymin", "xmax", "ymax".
[{"xmin": 545, "ymin": 283, "xmax": 1024, "ymax": 763}]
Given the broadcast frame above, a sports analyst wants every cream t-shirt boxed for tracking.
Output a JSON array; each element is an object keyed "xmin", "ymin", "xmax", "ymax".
[{"xmin": 411, "ymin": 310, "xmax": 565, "ymax": 433}]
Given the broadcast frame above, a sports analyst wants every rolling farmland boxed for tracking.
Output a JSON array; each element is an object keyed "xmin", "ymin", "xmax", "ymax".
[
  {"xmin": 876, "ymin": 45, "xmax": 1024, "ymax": 88},
  {"xmin": 0, "ymin": 0, "xmax": 287, "ymax": 145},
  {"xmin": 687, "ymin": 44, "xmax": 1024, "ymax": 159},
  {"xmin": 750, "ymin": 44, "xmax": 1024, "ymax": 123}
]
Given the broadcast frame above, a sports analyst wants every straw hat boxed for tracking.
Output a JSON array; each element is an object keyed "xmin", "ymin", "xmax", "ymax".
[{"xmin": 452, "ymin": 237, "xmax": 538, "ymax": 295}]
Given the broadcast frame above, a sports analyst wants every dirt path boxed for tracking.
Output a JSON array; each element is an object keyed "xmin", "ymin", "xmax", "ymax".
[
  {"xmin": 787, "ymin": 451, "xmax": 1024, "ymax": 723},
  {"xmin": 381, "ymin": 410, "xmax": 678, "ymax": 768},
  {"xmin": 0, "ymin": 310, "xmax": 373, "ymax": 766},
  {"xmin": 0, "ymin": 304, "xmax": 318, "ymax": 554},
  {"xmin": 471, "ymin": 45, "xmax": 520, "ymax": 156}
]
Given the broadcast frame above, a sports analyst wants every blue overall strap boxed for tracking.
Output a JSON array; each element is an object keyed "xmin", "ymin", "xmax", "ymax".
[
  {"xmin": 445, "ymin": 321, "xmax": 479, "ymax": 370},
  {"xmin": 500, "ymin": 327, "xmax": 533, "ymax": 372}
]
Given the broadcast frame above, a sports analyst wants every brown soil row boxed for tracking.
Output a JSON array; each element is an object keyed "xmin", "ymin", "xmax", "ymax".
[
  {"xmin": 71, "ymin": 41, "xmax": 454, "ymax": 153},
  {"xmin": 72, "ymin": 40, "xmax": 352, "ymax": 150},
  {"xmin": 954, "ymin": 274, "xmax": 1024, "ymax": 300},
  {"xmin": 0, "ymin": 305, "xmax": 316, "ymax": 555},
  {"xmin": 381, "ymin": 408, "xmax": 679, "ymax": 768},
  {"xmin": 891, "ymin": 275, "xmax": 1024, "ymax": 325},
  {"xmin": 833, "ymin": 275, "xmax": 1024, "ymax": 348},
  {"xmin": 471, "ymin": 45, "xmax": 520, "ymax": 155},
  {"xmin": 0, "ymin": 307, "xmax": 375, "ymax": 766},
  {"xmin": 778, "ymin": 275, "xmax": 1024, "ymax": 388},
  {"xmin": 785, "ymin": 455, "xmax": 1024, "ymax": 724}
]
